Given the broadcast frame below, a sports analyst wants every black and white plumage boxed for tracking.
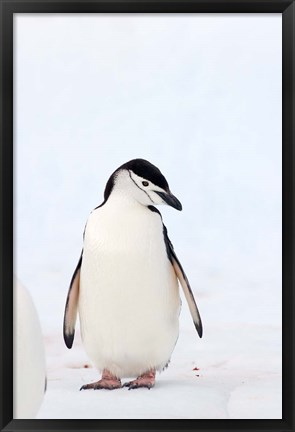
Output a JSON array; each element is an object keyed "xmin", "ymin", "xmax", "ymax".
[{"xmin": 63, "ymin": 159, "xmax": 202, "ymax": 389}]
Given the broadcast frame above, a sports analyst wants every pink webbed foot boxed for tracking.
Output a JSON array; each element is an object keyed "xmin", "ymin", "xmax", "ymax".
[
  {"xmin": 123, "ymin": 370, "xmax": 156, "ymax": 390},
  {"xmin": 80, "ymin": 369, "xmax": 122, "ymax": 390}
]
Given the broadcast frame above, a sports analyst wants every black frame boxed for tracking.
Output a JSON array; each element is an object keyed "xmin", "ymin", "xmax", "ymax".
[{"xmin": 0, "ymin": 0, "xmax": 293, "ymax": 431}]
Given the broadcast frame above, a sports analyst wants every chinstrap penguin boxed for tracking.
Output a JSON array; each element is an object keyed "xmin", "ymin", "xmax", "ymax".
[{"xmin": 63, "ymin": 159, "xmax": 202, "ymax": 390}]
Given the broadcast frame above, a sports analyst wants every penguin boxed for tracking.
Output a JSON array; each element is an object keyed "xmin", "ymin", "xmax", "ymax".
[
  {"xmin": 63, "ymin": 159, "xmax": 202, "ymax": 390},
  {"xmin": 14, "ymin": 278, "xmax": 47, "ymax": 417}
]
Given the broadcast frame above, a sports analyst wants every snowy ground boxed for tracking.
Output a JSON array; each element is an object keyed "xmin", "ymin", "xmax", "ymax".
[
  {"xmin": 37, "ymin": 306, "xmax": 281, "ymax": 419},
  {"xmin": 38, "ymin": 325, "xmax": 281, "ymax": 420},
  {"xmin": 30, "ymin": 259, "xmax": 282, "ymax": 419}
]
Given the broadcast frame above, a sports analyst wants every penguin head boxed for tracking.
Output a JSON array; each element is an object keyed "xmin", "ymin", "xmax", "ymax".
[{"xmin": 104, "ymin": 159, "xmax": 182, "ymax": 210}]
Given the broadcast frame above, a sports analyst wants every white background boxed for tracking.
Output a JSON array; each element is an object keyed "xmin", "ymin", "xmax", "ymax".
[{"xmin": 15, "ymin": 14, "xmax": 282, "ymax": 419}]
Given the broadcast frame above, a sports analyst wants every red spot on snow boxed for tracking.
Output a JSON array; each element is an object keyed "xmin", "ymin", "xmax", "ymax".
[{"xmin": 193, "ymin": 367, "xmax": 200, "ymax": 371}]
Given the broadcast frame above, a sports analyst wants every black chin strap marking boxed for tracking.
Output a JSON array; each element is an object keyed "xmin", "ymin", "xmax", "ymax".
[{"xmin": 128, "ymin": 170, "xmax": 155, "ymax": 204}]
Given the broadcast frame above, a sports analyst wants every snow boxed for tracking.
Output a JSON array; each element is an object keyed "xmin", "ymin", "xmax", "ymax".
[
  {"xmin": 35, "ymin": 290, "xmax": 281, "ymax": 419},
  {"xmin": 14, "ymin": 13, "xmax": 282, "ymax": 419},
  {"xmin": 31, "ymin": 253, "xmax": 282, "ymax": 419}
]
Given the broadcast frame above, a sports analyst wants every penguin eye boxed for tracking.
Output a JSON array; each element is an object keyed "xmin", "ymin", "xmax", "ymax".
[{"xmin": 142, "ymin": 181, "xmax": 149, "ymax": 187}]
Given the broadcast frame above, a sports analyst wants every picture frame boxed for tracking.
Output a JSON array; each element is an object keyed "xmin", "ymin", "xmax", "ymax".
[{"xmin": 0, "ymin": 0, "xmax": 293, "ymax": 430}]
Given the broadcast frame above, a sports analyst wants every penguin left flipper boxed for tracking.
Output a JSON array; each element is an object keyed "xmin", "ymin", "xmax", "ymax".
[
  {"xmin": 163, "ymin": 225, "xmax": 203, "ymax": 338},
  {"xmin": 63, "ymin": 252, "xmax": 82, "ymax": 348}
]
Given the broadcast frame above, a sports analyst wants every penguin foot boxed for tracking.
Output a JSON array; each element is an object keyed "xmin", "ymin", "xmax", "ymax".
[
  {"xmin": 80, "ymin": 379, "xmax": 122, "ymax": 390},
  {"xmin": 80, "ymin": 369, "xmax": 122, "ymax": 390},
  {"xmin": 123, "ymin": 370, "xmax": 155, "ymax": 390}
]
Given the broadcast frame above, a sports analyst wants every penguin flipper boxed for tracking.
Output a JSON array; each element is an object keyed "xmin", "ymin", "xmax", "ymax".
[
  {"xmin": 63, "ymin": 253, "xmax": 82, "ymax": 348},
  {"xmin": 163, "ymin": 226, "xmax": 203, "ymax": 338}
]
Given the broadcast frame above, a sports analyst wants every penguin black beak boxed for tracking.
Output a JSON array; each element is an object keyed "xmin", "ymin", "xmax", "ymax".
[{"xmin": 155, "ymin": 191, "xmax": 182, "ymax": 211}]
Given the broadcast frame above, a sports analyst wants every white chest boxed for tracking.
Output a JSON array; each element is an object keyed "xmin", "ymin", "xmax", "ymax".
[
  {"xmin": 81, "ymin": 201, "xmax": 174, "ymax": 299},
  {"xmin": 85, "ymin": 201, "xmax": 165, "ymax": 258},
  {"xmin": 78, "ymin": 199, "xmax": 180, "ymax": 377}
]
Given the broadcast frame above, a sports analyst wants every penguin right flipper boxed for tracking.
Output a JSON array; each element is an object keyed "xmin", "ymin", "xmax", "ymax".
[
  {"xmin": 163, "ymin": 225, "xmax": 203, "ymax": 338},
  {"xmin": 63, "ymin": 253, "xmax": 82, "ymax": 348}
]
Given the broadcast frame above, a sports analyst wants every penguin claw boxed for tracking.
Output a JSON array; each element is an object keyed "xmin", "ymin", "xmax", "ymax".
[
  {"xmin": 80, "ymin": 383, "xmax": 93, "ymax": 391},
  {"xmin": 123, "ymin": 375, "xmax": 155, "ymax": 390},
  {"xmin": 80, "ymin": 378, "xmax": 122, "ymax": 390},
  {"xmin": 128, "ymin": 383, "xmax": 153, "ymax": 390}
]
